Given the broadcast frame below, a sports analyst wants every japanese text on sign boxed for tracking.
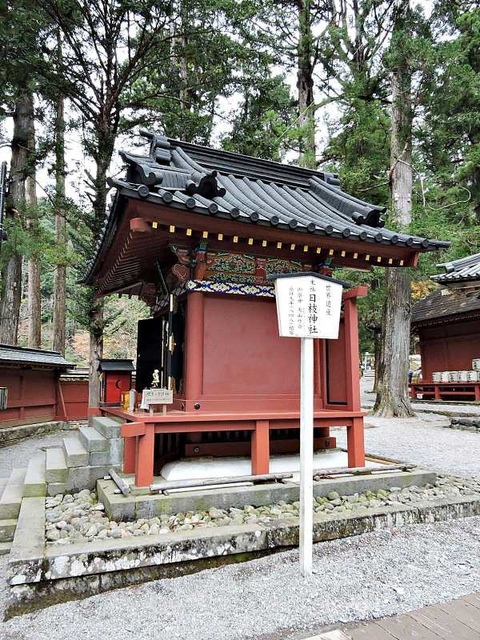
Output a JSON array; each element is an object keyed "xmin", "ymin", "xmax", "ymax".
[{"xmin": 275, "ymin": 276, "xmax": 343, "ymax": 339}]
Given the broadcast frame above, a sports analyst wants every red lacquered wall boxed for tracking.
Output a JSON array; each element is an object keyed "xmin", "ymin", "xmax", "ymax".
[
  {"xmin": 203, "ymin": 295, "xmax": 301, "ymax": 395},
  {"xmin": 59, "ymin": 379, "xmax": 89, "ymax": 420},
  {"xmin": 324, "ymin": 319, "xmax": 348, "ymax": 405},
  {"xmin": 0, "ymin": 369, "xmax": 89, "ymax": 428},
  {"xmin": 104, "ymin": 373, "xmax": 132, "ymax": 404},
  {"xmin": 0, "ymin": 369, "xmax": 57, "ymax": 426},
  {"xmin": 418, "ymin": 319, "xmax": 480, "ymax": 380},
  {"xmin": 183, "ymin": 294, "xmax": 330, "ymax": 412}
]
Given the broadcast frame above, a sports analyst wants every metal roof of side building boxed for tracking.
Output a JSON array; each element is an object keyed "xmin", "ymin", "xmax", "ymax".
[
  {"xmin": 432, "ymin": 252, "xmax": 480, "ymax": 285},
  {"xmin": 99, "ymin": 359, "xmax": 134, "ymax": 372},
  {"xmin": 0, "ymin": 345, "xmax": 74, "ymax": 369},
  {"xmin": 412, "ymin": 288, "xmax": 480, "ymax": 326}
]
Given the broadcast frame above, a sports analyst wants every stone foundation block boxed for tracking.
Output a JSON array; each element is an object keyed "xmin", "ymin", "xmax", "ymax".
[
  {"xmin": 47, "ymin": 483, "xmax": 67, "ymax": 497},
  {"xmin": 91, "ymin": 416, "xmax": 123, "ymax": 439},
  {"xmin": 89, "ymin": 451, "xmax": 110, "ymax": 467},
  {"xmin": 107, "ymin": 438, "xmax": 124, "ymax": 466}
]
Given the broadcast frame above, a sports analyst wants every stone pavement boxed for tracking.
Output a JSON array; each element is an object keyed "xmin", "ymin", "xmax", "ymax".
[{"xmin": 307, "ymin": 592, "xmax": 480, "ymax": 639}]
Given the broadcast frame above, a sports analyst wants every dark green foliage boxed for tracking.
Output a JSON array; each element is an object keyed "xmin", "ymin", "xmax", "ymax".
[
  {"xmin": 221, "ymin": 76, "xmax": 297, "ymax": 161},
  {"xmin": 418, "ymin": 3, "xmax": 480, "ymax": 227}
]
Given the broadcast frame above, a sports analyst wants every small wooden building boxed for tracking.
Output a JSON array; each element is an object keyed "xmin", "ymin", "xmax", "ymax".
[
  {"xmin": 0, "ymin": 345, "xmax": 81, "ymax": 428},
  {"xmin": 85, "ymin": 132, "xmax": 447, "ymax": 486},
  {"xmin": 99, "ymin": 359, "xmax": 134, "ymax": 405},
  {"xmin": 412, "ymin": 252, "xmax": 480, "ymax": 399}
]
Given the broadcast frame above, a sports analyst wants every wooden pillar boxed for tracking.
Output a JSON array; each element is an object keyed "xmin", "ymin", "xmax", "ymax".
[
  {"xmin": 313, "ymin": 339, "xmax": 329, "ymax": 439},
  {"xmin": 19, "ymin": 373, "xmax": 25, "ymax": 419},
  {"xmin": 347, "ymin": 417, "xmax": 365, "ymax": 467},
  {"xmin": 251, "ymin": 420, "xmax": 270, "ymax": 474},
  {"xmin": 55, "ymin": 377, "xmax": 67, "ymax": 421},
  {"xmin": 123, "ymin": 436, "xmax": 136, "ymax": 474},
  {"xmin": 135, "ymin": 423, "xmax": 155, "ymax": 486},
  {"xmin": 343, "ymin": 295, "xmax": 361, "ymax": 411},
  {"xmin": 185, "ymin": 291, "xmax": 204, "ymax": 404},
  {"xmin": 343, "ymin": 286, "xmax": 368, "ymax": 467}
]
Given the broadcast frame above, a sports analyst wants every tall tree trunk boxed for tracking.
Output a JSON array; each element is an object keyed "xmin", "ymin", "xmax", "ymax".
[
  {"xmin": 88, "ymin": 294, "xmax": 104, "ymax": 407},
  {"xmin": 0, "ymin": 88, "xmax": 31, "ymax": 344},
  {"xmin": 88, "ymin": 128, "xmax": 115, "ymax": 407},
  {"xmin": 374, "ymin": 268, "xmax": 412, "ymax": 415},
  {"xmin": 374, "ymin": 0, "xmax": 413, "ymax": 417},
  {"xmin": 26, "ymin": 175, "xmax": 41, "ymax": 348},
  {"xmin": 297, "ymin": 0, "xmax": 316, "ymax": 169},
  {"xmin": 53, "ymin": 88, "xmax": 67, "ymax": 355},
  {"xmin": 26, "ymin": 95, "xmax": 41, "ymax": 349}
]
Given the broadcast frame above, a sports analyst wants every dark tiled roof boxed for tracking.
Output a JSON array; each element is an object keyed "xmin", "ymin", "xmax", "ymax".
[
  {"xmin": 105, "ymin": 131, "xmax": 449, "ymax": 253},
  {"xmin": 99, "ymin": 359, "xmax": 134, "ymax": 372},
  {"xmin": 0, "ymin": 345, "xmax": 74, "ymax": 369},
  {"xmin": 432, "ymin": 252, "xmax": 480, "ymax": 285},
  {"xmin": 412, "ymin": 288, "xmax": 480, "ymax": 326}
]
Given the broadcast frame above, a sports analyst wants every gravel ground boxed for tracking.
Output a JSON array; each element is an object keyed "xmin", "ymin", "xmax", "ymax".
[
  {"xmin": 2, "ymin": 517, "xmax": 480, "ymax": 640},
  {"xmin": 1, "ymin": 401, "xmax": 480, "ymax": 638},
  {"xmin": 0, "ymin": 431, "xmax": 65, "ymax": 477},
  {"xmin": 334, "ymin": 412, "xmax": 480, "ymax": 478}
]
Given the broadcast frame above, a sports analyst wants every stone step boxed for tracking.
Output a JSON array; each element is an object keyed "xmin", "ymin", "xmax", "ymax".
[
  {"xmin": 0, "ymin": 541, "xmax": 11, "ymax": 556},
  {"xmin": 0, "ymin": 518, "xmax": 17, "ymax": 543},
  {"xmin": 0, "ymin": 476, "xmax": 8, "ymax": 501},
  {"xmin": 78, "ymin": 426, "xmax": 108, "ymax": 453},
  {"xmin": 0, "ymin": 468, "xmax": 27, "ymax": 520},
  {"xmin": 90, "ymin": 415, "xmax": 123, "ymax": 439},
  {"xmin": 45, "ymin": 447, "xmax": 68, "ymax": 484},
  {"xmin": 62, "ymin": 434, "xmax": 89, "ymax": 467},
  {"xmin": 23, "ymin": 451, "xmax": 47, "ymax": 498}
]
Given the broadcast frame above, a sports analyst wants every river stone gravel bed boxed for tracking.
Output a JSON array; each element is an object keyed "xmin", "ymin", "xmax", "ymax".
[{"xmin": 45, "ymin": 475, "xmax": 480, "ymax": 545}]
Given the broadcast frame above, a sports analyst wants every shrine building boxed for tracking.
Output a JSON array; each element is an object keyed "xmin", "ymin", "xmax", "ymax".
[
  {"xmin": 85, "ymin": 131, "xmax": 448, "ymax": 487},
  {"xmin": 411, "ymin": 252, "xmax": 480, "ymax": 401}
]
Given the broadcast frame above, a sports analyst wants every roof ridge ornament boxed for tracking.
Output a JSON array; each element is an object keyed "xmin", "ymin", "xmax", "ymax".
[
  {"xmin": 139, "ymin": 129, "xmax": 172, "ymax": 165},
  {"xmin": 309, "ymin": 176, "xmax": 385, "ymax": 228},
  {"xmin": 185, "ymin": 171, "xmax": 226, "ymax": 199}
]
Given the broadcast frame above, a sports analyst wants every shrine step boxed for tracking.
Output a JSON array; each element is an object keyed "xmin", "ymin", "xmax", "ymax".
[
  {"xmin": 0, "ymin": 518, "xmax": 16, "ymax": 543},
  {"xmin": 0, "ymin": 468, "xmax": 27, "ymax": 520},
  {"xmin": 0, "ymin": 476, "xmax": 8, "ymax": 500},
  {"xmin": 62, "ymin": 435, "xmax": 89, "ymax": 467},
  {"xmin": 45, "ymin": 447, "xmax": 68, "ymax": 484},
  {"xmin": 90, "ymin": 416, "xmax": 123, "ymax": 439},
  {"xmin": 78, "ymin": 426, "xmax": 108, "ymax": 453},
  {"xmin": 0, "ymin": 541, "xmax": 12, "ymax": 556},
  {"xmin": 23, "ymin": 451, "xmax": 47, "ymax": 498}
]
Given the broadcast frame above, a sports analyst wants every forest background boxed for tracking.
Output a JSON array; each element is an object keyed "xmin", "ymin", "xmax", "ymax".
[{"xmin": 0, "ymin": 0, "xmax": 478, "ymax": 415}]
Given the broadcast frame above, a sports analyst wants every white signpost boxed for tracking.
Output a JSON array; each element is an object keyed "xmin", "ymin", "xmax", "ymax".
[{"xmin": 270, "ymin": 272, "xmax": 345, "ymax": 576}]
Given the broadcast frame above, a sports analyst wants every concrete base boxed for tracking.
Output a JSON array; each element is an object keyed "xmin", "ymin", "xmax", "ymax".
[
  {"xmin": 98, "ymin": 468, "xmax": 437, "ymax": 521},
  {"xmin": 160, "ymin": 449, "xmax": 384, "ymax": 482}
]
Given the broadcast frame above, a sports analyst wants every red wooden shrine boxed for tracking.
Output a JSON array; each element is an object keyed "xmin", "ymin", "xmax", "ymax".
[
  {"xmin": 99, "ymin": 359, "xmax": 134, "ymax": 405},
  {"xmin": 411, "ymin": 252, "xmax": 480, "ymax": 400},
  {"xmin": 85, "ymin": 132, "xmax": 448, "ymax": 487}
]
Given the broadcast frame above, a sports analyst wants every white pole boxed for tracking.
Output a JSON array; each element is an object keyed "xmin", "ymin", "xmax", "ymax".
[{"xmin": 299, "ymin": 336, "xmax": 314, "ymax": 576}]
